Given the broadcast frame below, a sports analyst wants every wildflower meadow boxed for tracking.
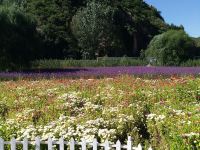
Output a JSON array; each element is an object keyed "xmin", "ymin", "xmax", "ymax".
[{"xmin": 0, "ymin": 75, "xmax": 199, "ymax": 149}]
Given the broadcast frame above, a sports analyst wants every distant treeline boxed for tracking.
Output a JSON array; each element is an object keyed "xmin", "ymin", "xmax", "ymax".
[{"xmin": 0, "ymin": 0, "xmax": 199, "ymax": 70}]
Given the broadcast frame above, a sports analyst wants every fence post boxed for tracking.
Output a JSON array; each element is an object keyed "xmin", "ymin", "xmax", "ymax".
[
  {"xmin": 59, "ymin": 137, "xmax": 64, "ymax": 150},
  {"xmin": 23, "ymin": 138, "xmax": 28, "ymax": 150},
  {"xmin": 35, "ymin": 137, "xmax": 40, "ymax": 150},
  {"xmin": 81, "ymin": 139, "xmax": 86, "ymax": 150},
  {"xmin": 137, "ymin": 144, "xmax": 142, "ymax": 150},
  {"xmin": 70, "ymin": 138, "xmax": 75, "ymax": 150},
  {"xmin": 11, "ymin": 138, "xmax": 16, "ymax": 150},
  {"xmin": 48, "ymin": 137, "xmax": 52, "ymax": 150},
  {"xmin": 0, "ymin": 138, "xmax": 4, "ymax": 150},
  {"xmin": 116, "ymin": 140, "xmax": 121, "ymax": 150},
  {"xmin": 127, "ymin": 136, "xmax": 132, "ymax": 150},
  {"xmin": 92, "ymin": 138, "xmax": 98, "ymax": 150},
  {"xmin": 104, "ymin": 140, "xmax": 109, "ymax": 150}
]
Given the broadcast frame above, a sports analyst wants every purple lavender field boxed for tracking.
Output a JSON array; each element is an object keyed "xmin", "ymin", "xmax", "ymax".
[{"xmin": 0, "ymin": 66, "xmax": 200, "ymax": 79}]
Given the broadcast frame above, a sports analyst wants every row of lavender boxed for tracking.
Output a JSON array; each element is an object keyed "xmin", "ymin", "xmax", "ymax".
[{"xmin": 0, "ymin": 67, "xmax": 200, "ymax": 79}]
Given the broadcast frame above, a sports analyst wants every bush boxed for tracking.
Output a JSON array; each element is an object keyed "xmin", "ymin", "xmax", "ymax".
[
  {"xmin": 145, "ymin": 30, "xmax": 195, "ymax": 66},
  {"xmin": 0, "ymin": 4, "xmax": 37, "ymax": 71}
]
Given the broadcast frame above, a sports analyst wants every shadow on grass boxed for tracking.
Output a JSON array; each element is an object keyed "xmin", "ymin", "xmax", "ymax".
[
  {"xmin": 0, "ymin": 68, "xmax": 90, "ymax": 81},
  {"xmin": 21, "ymin": 68, "xmax": 89, "ymax": 73}
]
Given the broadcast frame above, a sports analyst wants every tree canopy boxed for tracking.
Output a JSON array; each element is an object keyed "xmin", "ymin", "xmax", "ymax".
[
  {"xmin": 71, "ymin": 1, "xmax": 125, "ymax": 58},
  {"xmin": 0, "ymin": 0, "xmax": 198, "ymax": 70},
  {"xmin": 0, "ymin": 2, "xmax": 38, "ymax": 70},
  {"xmin": 145, "ymin": 30, "xmax": 195, "ymax": 66},
  {"xmin": 23, "ymin": 0, "xmax": 170, "ymax": 59}
]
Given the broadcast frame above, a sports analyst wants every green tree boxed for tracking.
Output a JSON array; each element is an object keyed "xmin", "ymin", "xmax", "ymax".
[
  {"xmin": 145, "ymin": 30, "xmax": 195, "ymax": 66},
  {"xmin": 118, "ymin": 0, "xmax": 168, "ymax": 56},
  {"xmin": 24, "ymin": 0, "xmax": 77, "ymax": 59},
  {"xmin": 0, "ymin": 0, "xmax": 174, "ymax": 61},
  {"xmin": 23, "ymin": 0, "xmax": 170, "ymax": 59},
  {"xmin": 0, "ymin": 3, "xmax": 38, "ymax": 70},
  {"xmin": 192, "ymin": 37, "xmax": 200, "ymax": 56},
  {"xmin": 71, "ymin": 1, "xmax": 124, "ymax": 58}
]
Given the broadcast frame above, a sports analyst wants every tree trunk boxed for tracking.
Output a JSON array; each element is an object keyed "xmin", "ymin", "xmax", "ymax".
[{"xmin": 133, "ymin": 33, "xmax": 138, "ymax": 56}]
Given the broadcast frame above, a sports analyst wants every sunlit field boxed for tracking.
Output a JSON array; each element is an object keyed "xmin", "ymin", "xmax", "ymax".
[{"xmin": 0, "ymin": 75, "xmax": 199, "ymax": 149}]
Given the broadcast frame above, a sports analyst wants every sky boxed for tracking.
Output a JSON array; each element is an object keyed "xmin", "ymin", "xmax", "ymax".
[{"xmin": 144, "ymin": 0, "xmax": 200, "ymax": 38}]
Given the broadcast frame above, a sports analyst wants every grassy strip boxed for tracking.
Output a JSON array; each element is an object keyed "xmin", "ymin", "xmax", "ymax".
[
  {"xmin": 31, "ymin": 58, "xmax": 148, "ymax": 69},
  {"xmin": 31, "ymin": 58, "xmax": 200, "ymax": 69},
  {"xmin": 181, "ymin": 59, "xmax": 200, "ymax": 67}
]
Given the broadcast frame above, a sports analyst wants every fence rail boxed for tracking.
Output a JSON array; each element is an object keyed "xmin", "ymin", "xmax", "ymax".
[{"xmin": 0, "ymin": 136, "xmax": 152, "ymax": 150}]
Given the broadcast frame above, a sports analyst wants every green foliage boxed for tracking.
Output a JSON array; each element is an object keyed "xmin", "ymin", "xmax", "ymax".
[
  {"xmin": 0, "ymin": 76, "xmax": 200, "ymax": 149},
  {"xmin": 0, "ymin": 102, "xmax": 9, "ymax": 119},
  {"xmin": 31, "ymin": 58, "xmax": 147, "ymax": 68},
  {"xmin": 0, "ymin": 3, "xmax": 38, "ymax": 70},
  {"xmin": 71, "ymin": 1, "xmax": 124, "ymax": 59},
  {"xmin": 181, "ymin": 59, "xmax": 200, "ymax": 67},
  {"xmin": 192, "ymin": 37, "xmax": 200, "ymax": 56},
  {"xmin": 2, "ymin": 0, "xmax": 199, "ymax": 69},
  {"xmin": 145, "ymin": 30, "xmax": 195, "ymax": 66},
  {"xmin": 70, "ymin": 0, "xmax": 168, "ymax": 58},
  {"xmin": 119, "ymin": 0, "xmax": 168, "ymax": 56},
  {"xmin": 194, "ymin": 37, "xmax": 200, "ymax": 47},
  {"xmin": 24, "ymin": 0, "xmax": 76, "ymax": 58}
]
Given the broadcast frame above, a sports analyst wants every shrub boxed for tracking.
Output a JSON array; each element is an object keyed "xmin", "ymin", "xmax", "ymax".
[
  {"xmin": 145, "ymin": 30, "xmax": 195, "ymax": 66},
  {"xmin": 0, "ymin": 4, "xmax": 37, "ymax": 71},
  {"xmin": 0, "ymin": 102, "xmax": 9, "ymax": 120}
]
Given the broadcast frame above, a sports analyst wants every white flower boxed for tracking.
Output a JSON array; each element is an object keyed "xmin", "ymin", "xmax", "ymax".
[
  {"xmin": 173, "ymin": 109, "xmax": 185, "ymax": 116},
  {"xmin": 147, "ymin": 114, "xmax": 156, "ymax": 120},
  {"xmin": 182, "ymin": 132, "xmax": 200, "ymax": 137},
  {"xmin": 155, "ymin": 115, "xmax": 165, "ymax": 121},
  {"xmin": 147, "ymin": 114, "xmax": 165, "ymax": 121}
]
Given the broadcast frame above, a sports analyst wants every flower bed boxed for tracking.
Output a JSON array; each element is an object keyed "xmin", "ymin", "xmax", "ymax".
[
  {"xmin": 0, "ymin": 76, "xmax": 199, "ymax": 149},
  {"xmin": 1, "ymin": 66, "xmax": 200, "ymax": 80}
]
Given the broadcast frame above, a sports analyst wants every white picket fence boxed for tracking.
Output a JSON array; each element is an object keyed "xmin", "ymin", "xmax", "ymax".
[{"xmin": 0, "ymin": 136, "xmax": 152, "ymax": 150}]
